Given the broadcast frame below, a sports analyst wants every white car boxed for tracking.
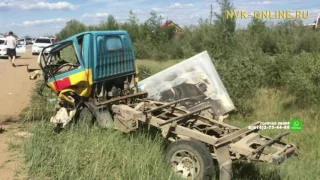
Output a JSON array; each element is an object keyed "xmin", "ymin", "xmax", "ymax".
[
  {"xmin": 0, "ymin": 38, "xmax": 26, "ymax": 58},
  {"xmin": 32, "ymin": 37, "xmax": 53, "ymax": 55}
]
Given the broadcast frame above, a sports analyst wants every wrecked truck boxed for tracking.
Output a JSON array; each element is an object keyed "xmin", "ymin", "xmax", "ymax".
[{"xmin": 37, "ymin": 30, "xmax": 298, "ymax": 180}]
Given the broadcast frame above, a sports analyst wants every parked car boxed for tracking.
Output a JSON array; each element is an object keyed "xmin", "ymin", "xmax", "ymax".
[
  {"xmin": 17, "ymin": 38, "xmax": 25, "ymax": 45},
  {"xmin": 32, "ymin": 37, "xmax": 53, "ymax": 55},
  {"xmin": 0, "ymin": 38, "xmax": 26, "ymax": 58},
  {"xmin": 26, "ymin": 38, "xmax": 32, "ymax": 44}
]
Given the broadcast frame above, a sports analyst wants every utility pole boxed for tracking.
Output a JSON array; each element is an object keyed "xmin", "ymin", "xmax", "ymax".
[
  {"xmin": 159, "ymin": 15, "xmax": 164, "ymax": 25},
  {"xmin": 210, "ymin": 4, "xmax": 213, "ymax": 25}
]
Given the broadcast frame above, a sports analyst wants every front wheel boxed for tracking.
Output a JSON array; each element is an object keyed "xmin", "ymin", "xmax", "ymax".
[
  {"xmin": 76, "ymin": 106, "xmax": 95, "ymax": 127},
  {"xmin": 165, "ymin": 139, "xmax": 215, "ymax": 180},
  {"xmin": 95, "ymin": 110, "xmax": 114, "ymax": 129}
]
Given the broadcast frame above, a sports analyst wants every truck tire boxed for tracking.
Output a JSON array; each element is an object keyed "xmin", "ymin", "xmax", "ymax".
[
  {"xmin": 96, "ymin": 110, "xmax": 114, "ymax": 129},
  {"xmin": 77, "ymin": 106, "xmax": 95, "ymax": 127},
  {"xmin": 165, "ymin": 139, "xmax": 214, "ymax": 180}
]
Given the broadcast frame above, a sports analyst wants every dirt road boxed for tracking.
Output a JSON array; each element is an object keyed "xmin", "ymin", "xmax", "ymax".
[
  {"xmin": 0, "ymin": 45, "xmax": 38, "ymax": 122},
  {"xmin": 0, "ymin": 45, "xmax": 39, "ymax": 180}
]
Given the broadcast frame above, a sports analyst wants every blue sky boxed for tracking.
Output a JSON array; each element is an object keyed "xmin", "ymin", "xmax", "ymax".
[{"xmin": 1, "ymin": 0, "xmax": 319, "ymax": 37}]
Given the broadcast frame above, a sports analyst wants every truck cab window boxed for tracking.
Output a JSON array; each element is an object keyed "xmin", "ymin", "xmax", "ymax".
[
  {"xmin": 106, "ymin": 37, "xmax": 122, "ymax": 51},
  {"xmin": 49, "ymin": 43, "xmax": 80, "ymax": 75}
]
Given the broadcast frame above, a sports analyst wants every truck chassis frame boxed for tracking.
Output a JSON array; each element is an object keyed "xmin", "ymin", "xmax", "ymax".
[{"xmin": 78, "ymin": 91, "xmax": 298, "ymax": 180}]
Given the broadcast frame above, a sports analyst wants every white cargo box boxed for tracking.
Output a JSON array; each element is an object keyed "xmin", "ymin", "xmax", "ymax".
[{"xmin": 137, "ymin": 51, "xmax": 235, "ymax": 116}]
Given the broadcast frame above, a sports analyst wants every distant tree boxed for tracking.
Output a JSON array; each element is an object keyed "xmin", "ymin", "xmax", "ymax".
[
  {"xmin": 58, "ymin": 20, "xmax": 88, "ymax": 39},
  {"xmin": 97, "ymin": 15, "xmax": 119, "ymax": 30},
  {"xmin": 145, "ymin": 10, "xmax": 161, "ymax": 30},
  {"xmin": 214, "ymin": 0, "xmax": 236, "ymax": 34},
  {"xmin": 128, "ymin": 10, "xmax": 139, "ymax": 25},
  {"xmin": 248, "ymin": 17, "xmax": 266, "ymax": 34},
  {"xmin": 122, "ymin": 10, "xmax": 140, "ymax": 41},
  {"xmin": 88, "ymin": 25, "xmax": 98, "ymax": 31},
  {"xmin": 106, "ymin": 15, "xmax": 119, "ymax": 30}
]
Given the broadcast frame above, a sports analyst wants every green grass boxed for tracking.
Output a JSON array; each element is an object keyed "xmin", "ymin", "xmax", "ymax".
[
  {"xmin": 24, "ymin": 123, "xmax": 180, "ymax": 180},
  {"xmin": 225, "ymin": 88, "xmax": 320, "ymax": 180},
  {"xmin": 136, "ymin": 59, "xmax": 182, "ymax": 74},
  {"xmin": 21, "ymin": 60, "xmax": 320, "ymax": 180}
]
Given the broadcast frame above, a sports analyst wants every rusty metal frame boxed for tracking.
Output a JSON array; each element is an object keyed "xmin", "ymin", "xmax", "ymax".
[{"xmin": 88, "ymin": 96, "xmax": 298, "ymax": 180}]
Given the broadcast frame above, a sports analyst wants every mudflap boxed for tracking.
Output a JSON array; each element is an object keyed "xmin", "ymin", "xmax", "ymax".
[{"xmin": 214, "ymin": 145, "xmax": 233, "ymax": 180}]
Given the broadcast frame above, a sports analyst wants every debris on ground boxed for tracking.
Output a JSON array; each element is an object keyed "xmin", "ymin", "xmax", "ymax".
[
  {"xmin": 47, "ymin": 98, "xmax": 57, "ymax": 102},
  {"xmin": 14, "ymin": 132, "xmax": 33, "ymax": 138},
  {"xmin": 0, "ymin": 127, "xmax": 5, "ymax": 134}
]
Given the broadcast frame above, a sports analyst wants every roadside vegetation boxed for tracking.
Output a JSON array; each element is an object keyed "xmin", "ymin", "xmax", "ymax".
[{"xmin": 19, "ymin": 0, "xmax": 319, "ymax": 179}]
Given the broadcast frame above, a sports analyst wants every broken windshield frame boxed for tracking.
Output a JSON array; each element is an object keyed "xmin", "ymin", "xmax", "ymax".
[{"xmin": 39, "ymin": 40, "xmax": 81, "ymax": 81}]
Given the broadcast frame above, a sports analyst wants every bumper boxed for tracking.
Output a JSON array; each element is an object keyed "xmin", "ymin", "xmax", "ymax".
[
  {"xmin": 0, "ymin": 52, "xmax": 7, "ymax": 57},
  {"xmin": 32, "ymin": 47, "xmax": 52, "ymax": 54},
  {"xmin": 0, "ymin": 49, "xmax": 7, "ymax": 57},
  {"xmin": 32, "ymin": 47, "xmax": 42, "ymax": 54}
]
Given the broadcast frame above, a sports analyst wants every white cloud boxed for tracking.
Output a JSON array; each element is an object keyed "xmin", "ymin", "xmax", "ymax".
[
  {"xmin": 239, "ymin": 0, "xmax": 276, "ymax": 7},
  {"xmin": 151, "ymin": 3, "xmax": 196, "ymax": 13},
  {"xmin": 23, "ymin": 18, "xmax": 71, "ymax": 26},
  {"xmin": 150, "ymin": 8, "xmax": 169, "ymax": 13},
  {"xmin": 132, "ymin": 9, "xmax": 145, "ymax": 15},
  {"xmin": 0, "ymin": 1, "xmax": 78, "ymax": 11},
  {"xmin": 88, "ymin": 0, "xmax": 118, "ymax": 2},
  {"xmin": 256, "ymin": 1, "xmax": 272, "ymax": 5},
  {"xmin": 23, "ymin": 2, "xmax": 78, "ymax": 10},
  {"xmin": 169, "ymin": 3, "xmax": 195, "ymax": 9},
  {"xmin": 81, "ymin": 13, "xmax": 127, "ymax": 25},
  {"xmin": 82, "ymin": 13, "xmax": 110, "ymax": 18}
]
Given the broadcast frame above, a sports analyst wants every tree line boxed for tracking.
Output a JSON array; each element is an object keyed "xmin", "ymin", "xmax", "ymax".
[{"xmin": 57, "ymin": 0, "xmax": 320, "ymax": 115}]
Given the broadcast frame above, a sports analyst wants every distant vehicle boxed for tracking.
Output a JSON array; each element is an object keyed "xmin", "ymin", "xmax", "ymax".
[
  {"xmin": 32, "ymin": 37, "xmax": 53, "ymax": 55},
  {"xmin": 0, "ymin": 37, "xmax": 26, "ymax": 58},
  {"xmin": 17, "ymin": 38, "xmax": 25, "ymax": 45},
  {"xmin": 26, "ymin": 37, "xmax": 32, "ymax": 45}
]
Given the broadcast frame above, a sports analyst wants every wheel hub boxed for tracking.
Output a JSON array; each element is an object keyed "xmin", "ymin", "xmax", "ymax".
[{"xmin": 171, "ymin": 150, "xmax": 200, "ymax": 179}]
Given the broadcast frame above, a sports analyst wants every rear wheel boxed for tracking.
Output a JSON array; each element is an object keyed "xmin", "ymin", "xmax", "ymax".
[{"xmin": 165, "ymin": 139, "xmax": 214, "ymax": 180}]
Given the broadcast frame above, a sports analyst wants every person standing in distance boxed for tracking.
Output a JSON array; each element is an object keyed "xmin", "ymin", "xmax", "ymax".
[{"xmin": 5, "ymin": 31, "xmax": 17, "ymax": 67}]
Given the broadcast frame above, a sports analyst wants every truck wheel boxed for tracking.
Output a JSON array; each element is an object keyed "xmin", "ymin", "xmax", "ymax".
[
  {"xmin": 96, "ymin": 110, "xmax": 114, "ymax": 129},
  {"xmin": 77, "ymin": 106, "xmax": 95, "ymax": 127},
  {"xmin": 165, "ymin": 139, "xmax": 214, "ymax": 180}
]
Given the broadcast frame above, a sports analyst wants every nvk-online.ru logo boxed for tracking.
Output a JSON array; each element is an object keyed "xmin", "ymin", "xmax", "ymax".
[{"xmin": 226, "ymin": 10, "xmax": 309, "ymax": 19}]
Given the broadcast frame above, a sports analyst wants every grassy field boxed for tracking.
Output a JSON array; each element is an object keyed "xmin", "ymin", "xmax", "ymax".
[{"xmin": 20, "ymin": 59, "xmax": 319, "ymax": 180}]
